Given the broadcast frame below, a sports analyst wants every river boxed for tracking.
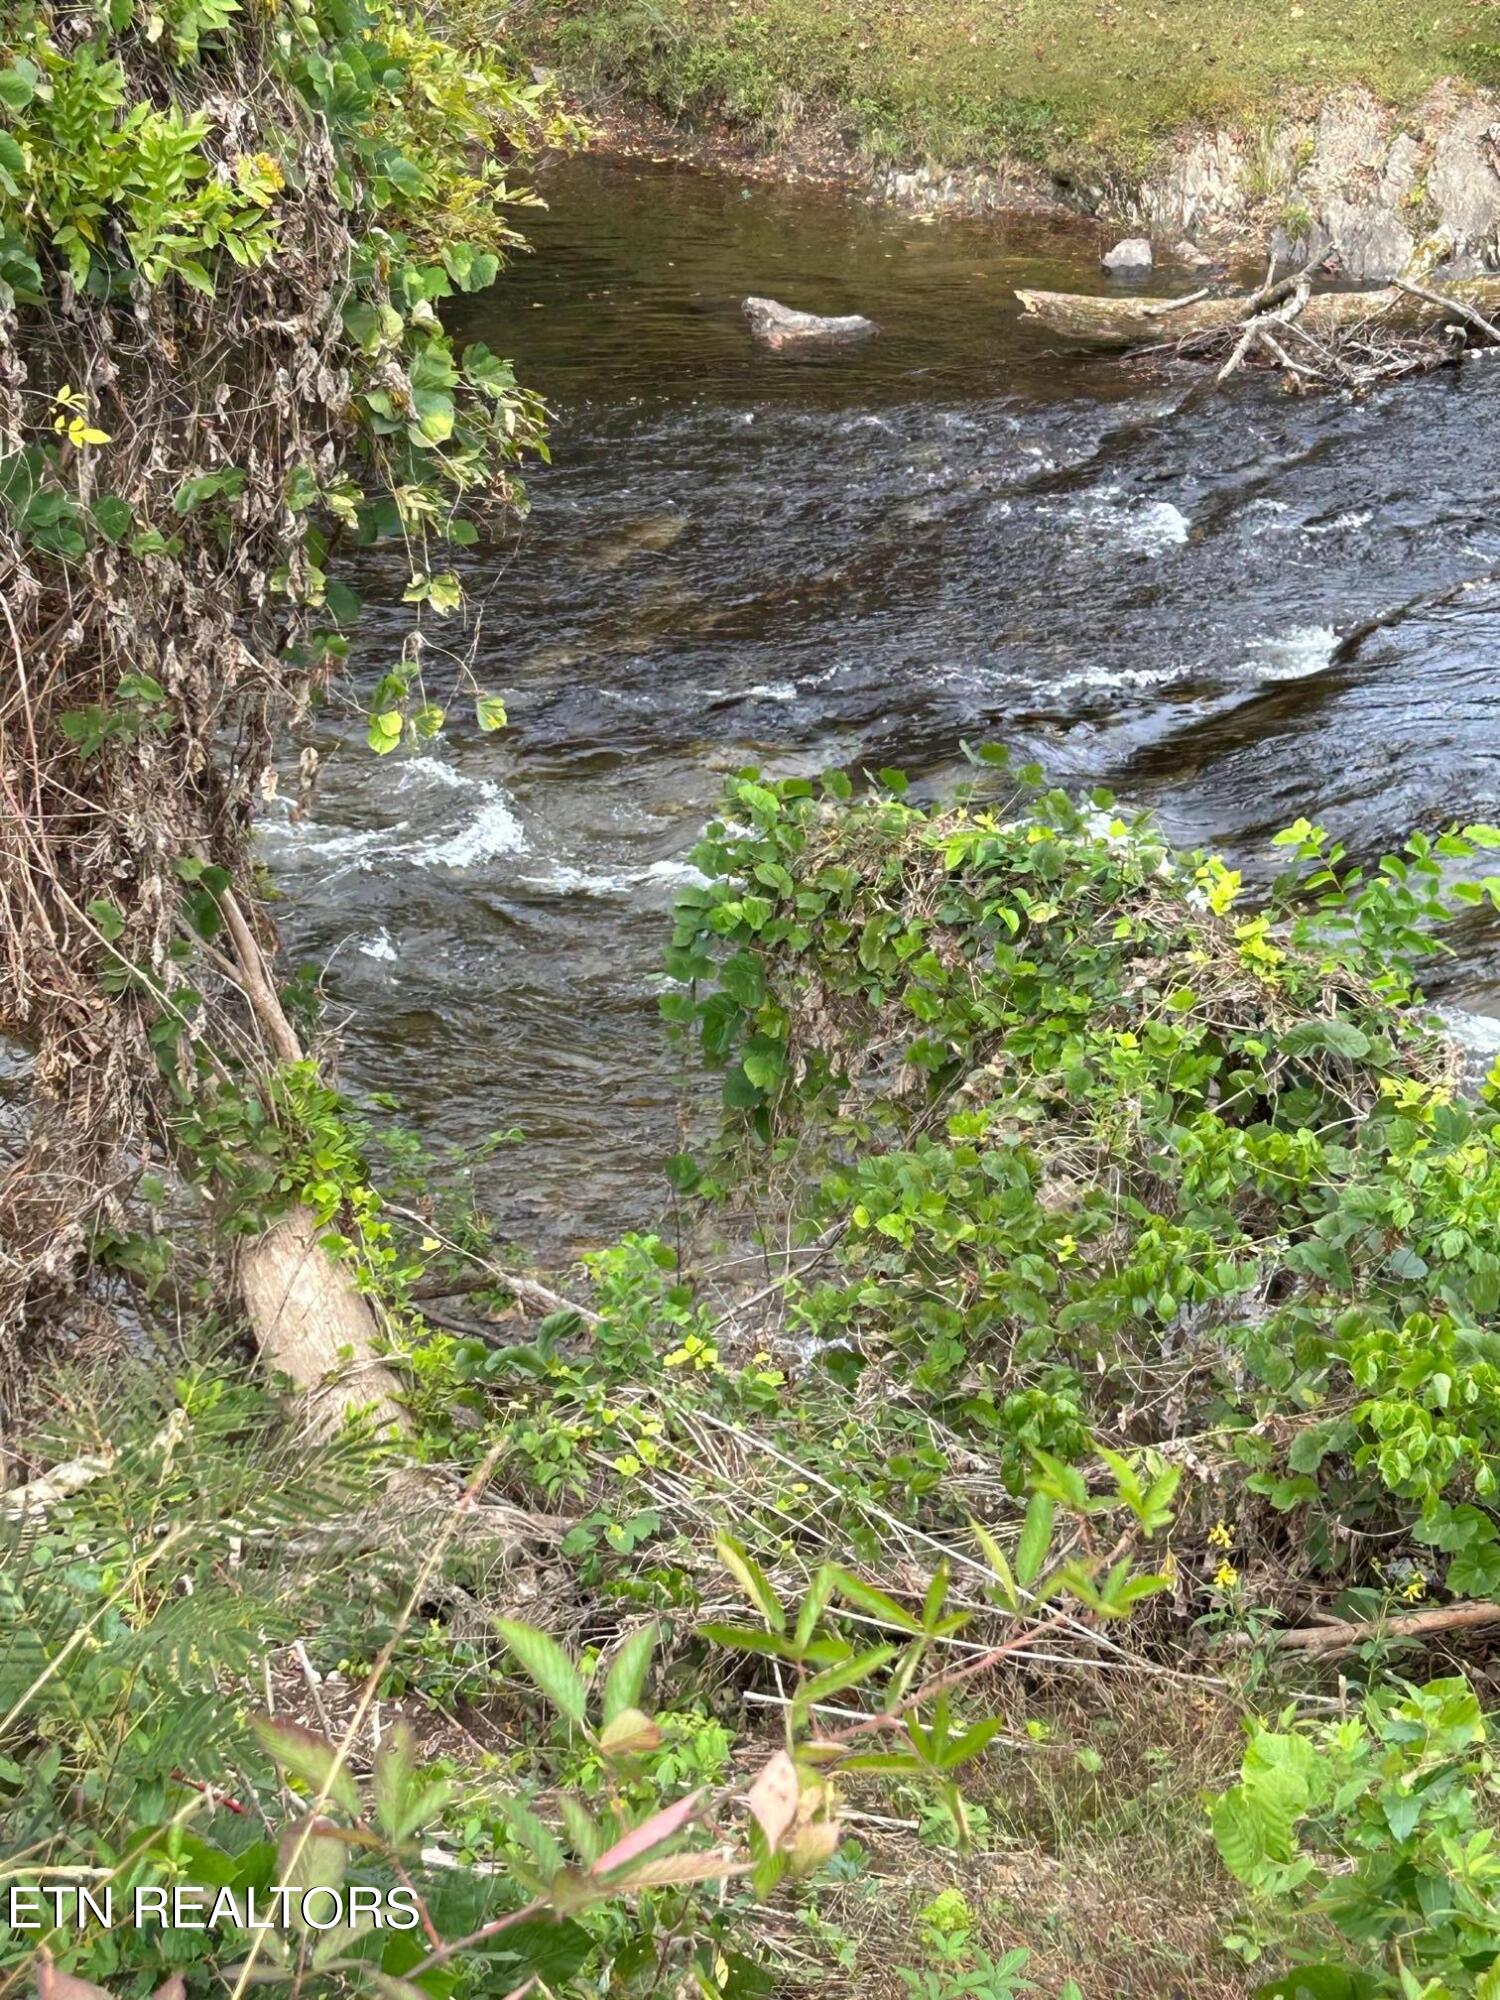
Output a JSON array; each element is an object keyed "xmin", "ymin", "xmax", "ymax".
[{"xmin": 261, "ymin": 153, "xmax": 1500, "ymax": 1252}]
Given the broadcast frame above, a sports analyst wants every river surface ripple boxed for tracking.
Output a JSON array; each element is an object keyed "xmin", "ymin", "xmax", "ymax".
[{"xmin": 263, "ymin": 155, "xmax": 1500, "ymax": 1248}]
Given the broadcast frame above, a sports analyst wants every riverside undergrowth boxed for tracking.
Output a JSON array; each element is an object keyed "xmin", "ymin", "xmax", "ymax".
[
  {"xmin": 663, "ymin": 757, "xmax": 1500, "ymax": 1625},
  {"xmin": 12, "ymin": 759, "xmax": 1500, "ymax": 2000}
]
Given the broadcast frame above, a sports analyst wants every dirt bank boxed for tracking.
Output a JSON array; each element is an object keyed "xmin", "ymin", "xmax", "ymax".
[{"xmin": 521, "ymin": 0, "xmax": 1500, "ymax": 274}]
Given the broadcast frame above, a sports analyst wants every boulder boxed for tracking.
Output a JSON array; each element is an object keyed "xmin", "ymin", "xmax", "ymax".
[
  {"xmin": 1171, "ymin": 238, "xmax": 1214, "ymax": 269},
  {"xmin": 1428, "ymin": 106, "xmax": 1500, "ymax": 254},
  {"xmin": 1102, "ymin": 237, "xmax": 1154, "ymax": 274},
  {"xmin": 742, "ymin": 296, "xmax": 876, "ymax": 349},
  {"xmin": 1323, "ymin": 198, "xmax": 1415, "ymax": 280}
]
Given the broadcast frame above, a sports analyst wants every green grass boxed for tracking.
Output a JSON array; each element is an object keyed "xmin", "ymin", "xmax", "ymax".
[{"xmin": 517, "ymin": 0, "xmax": 1500, "ymax": 183}]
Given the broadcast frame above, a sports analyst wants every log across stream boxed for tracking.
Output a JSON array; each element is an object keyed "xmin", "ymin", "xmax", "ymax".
[{"xmin": 1015, "ymin": 277, "xmax": 1500, "ymax": 347}]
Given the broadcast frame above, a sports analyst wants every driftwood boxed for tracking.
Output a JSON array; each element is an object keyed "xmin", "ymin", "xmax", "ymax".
[
  {"xmin": 1246, "ymin": 1600, "xmax": 1500, "ymax": 1653},
  {"xmin": 1014, "ymin": 277, "xmax": 1500, "ymax": 349},
  {"xmin": 743, "ymin": 296, "xmax": 876, "ymax": 349},
  {"xmin": 1, "ymin": 1412, "xmax": 185, "ymax": 1518}
]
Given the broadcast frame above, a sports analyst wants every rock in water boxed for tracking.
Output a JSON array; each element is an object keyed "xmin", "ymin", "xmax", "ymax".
[
  {"xmin": 743, "ymin": 296, "xmax": 877, "ymax": 349},
  {"xmin": 1102, "ymin": 237, "xmax": 1154, "ymax": 274}
]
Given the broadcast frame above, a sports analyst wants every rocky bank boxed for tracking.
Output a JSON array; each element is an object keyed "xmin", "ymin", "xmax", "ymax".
[{"xmin": 872, "ymin": 84, "xmax": 1500, "ymax": 278}]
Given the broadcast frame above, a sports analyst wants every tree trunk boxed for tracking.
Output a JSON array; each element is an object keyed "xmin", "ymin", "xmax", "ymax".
[
  {"xmin": 218, "ymin": 889, "xmax": 411, "ymax": 1438},
  {"xmin": 238, "ymin": 1206, "xmax": 407, "ymax": 1440}
]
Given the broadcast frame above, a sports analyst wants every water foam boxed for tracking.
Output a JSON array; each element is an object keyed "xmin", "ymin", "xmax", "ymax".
[
  {"xmin": 411, "ymin": 790, "xmax": 528, "ymax": 869},
  {"xmin": 1061, "ymin": 485, "xmax": 1190, "ymax": 556},
  {"xmin": 518, "ymin": 857, "xmax": 709, "ymax": 898},
  {"xmin": 1245, "ymin": 626, "xmax": 1337, "ymax": 681}
]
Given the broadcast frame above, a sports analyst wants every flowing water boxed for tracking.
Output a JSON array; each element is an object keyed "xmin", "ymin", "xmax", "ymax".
[{"xmin": 262, "ymin": 154, "xmax": 1500, "ymax": 1249}]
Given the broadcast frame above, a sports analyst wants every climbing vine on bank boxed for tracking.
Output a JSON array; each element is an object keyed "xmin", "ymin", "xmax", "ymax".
[
  {"xmin": 665, "ymin": 758, "xmax": 1500, "ymax": 1613},
  {"xmin": 0, "ymin": 0, "xmax": 570, "ymax": 1348}
]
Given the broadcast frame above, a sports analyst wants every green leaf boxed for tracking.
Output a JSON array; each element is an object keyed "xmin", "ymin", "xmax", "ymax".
[
  {"xmin": 493, "ymin": 1793, "xmax": 566, "ymax": 1878},
  {"xmin": 602, "ymin": 1623, "xmax": 657, "ymax": 1725},
  {"xmin": 1279, "ymin": 1019, "xmax": 1372, "ymax": 1061},
  {"xmin": 463, "ymin": 342, "xmax": 516, "ymax": 397},
  {"xmin": 0, "ymin": 64, "xmax": 36, "ymax": 110},
  {"xmin": 87, "ymin": 898, "xmax": 126, "ymax": 943},
  {"xmin": 90, "ymin": 494, "xmax": 133, "ymax": 544},
  {"xmin": 741, "ymin": 1036, "xmax": 786, "ymax": 1090},
  {"xmin": 372, "ymin": 1720, "xmax": 452, "ymax": 1843},
  {"xmin": 427, "ymin": 571, "xmax": 462, "ymax": 615},
  {"xmin": 799, "ymin": 1644, "xmax": 896, "ymax": 1710},
  {"xmin": 254, "ymin": 1717, "xmax": 362, "ymax": 1819},
  {"xmin": 475, "ymin": 693, "xmax": 508, "ymax": 733},
  {"xmin": 367, "ymin": 709, "xmax": 403, "ymax": 754},
  {"xmin": 324, "ymin": 578, "xmax": 361, "ymax": 627},
  {"xmin": 695, "ymin": 1622, "xmax": 803, "ymax": 1660},
  {"xmin": 722, "ymin": 1065, "xmax": 762, "ymax": 1109},
  {"xmin": 793, "ymin": 1565, "xmax": 839, "ymax": 1649},
  {"xmin": 173, "ymin": 468, "xmax": 245, "ymax": 514},
  {"xmin": 1252, "ymin": 1970, "xmax": 1386, "ymax": 2000},
  {"xmin": 0, "ymin": 132, "xmax": 23, "ymax": 197},
  {"xmin": 1015, "ymin": 1490, "xmax": 1055, "ymax": 1589},
  {"xmin": 480, "ymin": 1915, "xmax": 591, "ymax": 1983},
  {"xmin": 495, "ymin": 1617, "xmax": 589, "ymax": 1725},
  {"xmin": 716, "ymin": 1533, "xmax": 785, "ymax": 1632},
  {"xmin": 411, "ymin": 388, "xmax": 454, "ymax": 443},
  {"xmin": 277, "ymin": 1814, "xmax": 348, "ymax": 1912},
  {"xmin": 972, "ymin": 1520, "xmax": 1019, "ymax": 1610},
  {"xmin": 829, "ymin": 1568, "xmax": 923, "ymax": 1634}
]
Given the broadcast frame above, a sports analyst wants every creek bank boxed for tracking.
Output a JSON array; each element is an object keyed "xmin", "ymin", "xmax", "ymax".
[
  {"xmin": 862, "ymin": 84, "xmax": 1500, "ymax": 277},
  {"xmin": 545, "ymin": 81, "xmax": 1500, "ymax": 279}
]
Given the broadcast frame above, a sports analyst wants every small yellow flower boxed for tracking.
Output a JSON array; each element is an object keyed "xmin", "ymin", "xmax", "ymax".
[
  {"xmin": 1403, "ymin": 1573, "xmax": 1427, "ymax": 1603},
  {"xmin": 1213, "ymin": 1560, "xmax": 1239, "ymax": 1591},
  {"xmin": 1206, "ymin": 1520, "xmax": 1234, "ymax": 1551}
]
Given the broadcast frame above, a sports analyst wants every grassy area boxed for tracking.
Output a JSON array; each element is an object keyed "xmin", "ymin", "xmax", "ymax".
[{"xmin": 519, "ymin": 0, "xmax": 1500, "ymax": 181}]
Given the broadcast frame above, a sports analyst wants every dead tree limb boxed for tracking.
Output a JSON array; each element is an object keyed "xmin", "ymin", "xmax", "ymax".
[
  {"xmin": 1248, "ymin": 1600, "xmax": 1500, "ymax": 1652},
  {"xmin": 1394, "ymin": 276, "xmax": 1500, "ymax": 347}
]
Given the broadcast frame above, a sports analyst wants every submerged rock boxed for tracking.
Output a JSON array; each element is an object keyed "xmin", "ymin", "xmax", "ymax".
[
  {"xmin": 1102, "ymin": 236, "xmax": 1153, "ymax": 274},
  {"xmin": 742, "ymin": 296, "xmax": 876, "ymax": 348}
]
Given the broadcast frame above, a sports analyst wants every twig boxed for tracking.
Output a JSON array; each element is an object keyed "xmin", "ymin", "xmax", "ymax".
[
  {"xmin": 1215, "ymin": 321, "xmax": 1259, "ymax": 385},
  {"xmin": 2, "ymin": 1414, "xmax": 183, "ymax": 1518},
  {"xmin": 1141, "ymin": 287, "xmax": 1212, "ymax": 318},
  {"xmin": 291, "ymin": 1640, "xmax": 335, "ymax": 1738},
  {"xmin": 1249, "ymin": 326, "xmax": 1323, "ymax": 384},
  {"xmin": 1, "ymin": 1448, "xmax": 117, "ymax": 1518},
  {"xmin": 1331, "ymin": 561, "xmax": 1500, "ymax": 666},
  {"xmin": 389, "ymin": 1206, "xmax": 602, "ymax": 1327}
]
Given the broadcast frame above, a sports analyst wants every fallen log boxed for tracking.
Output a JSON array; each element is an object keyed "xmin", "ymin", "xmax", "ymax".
[
  {"xmin": 1014, "ymin": 277, "xmax": 1500, "ymax": 349},
  {"xmin": 1237, "ymin": 1599, "xmax": 1500, "ymax": 1653}
]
